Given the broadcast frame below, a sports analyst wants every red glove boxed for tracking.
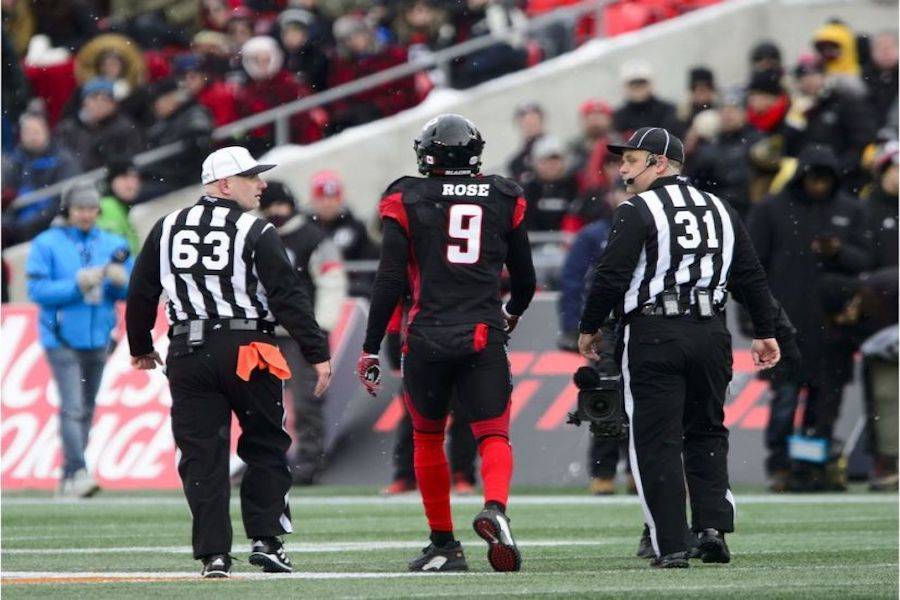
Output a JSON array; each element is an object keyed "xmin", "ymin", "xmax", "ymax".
[{"xmin": 357, "ymin": 352, "xmax": 382, "ymax": 397}]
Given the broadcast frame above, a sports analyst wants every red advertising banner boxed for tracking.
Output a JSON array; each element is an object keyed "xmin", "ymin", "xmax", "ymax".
[{"xmin": 2, "ymin": 304, "xmax": 178, "ymax": 490}]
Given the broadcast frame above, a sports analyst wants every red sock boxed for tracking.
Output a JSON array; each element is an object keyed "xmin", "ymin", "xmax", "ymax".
[
  {"xmin": 479, "ymin": 436, "xmax": 513, "ymax": 508},
  {"xmin": 413, "ymin": 430, "xmax": 453, "ymax": 532}
]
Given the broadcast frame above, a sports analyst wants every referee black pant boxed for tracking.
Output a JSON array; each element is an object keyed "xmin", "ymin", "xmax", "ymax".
[
  {"xmin": 166, "ymin": 329, "xmax": 293, "ymax": 559},
  {"xmin": 619, "ymin": 313, "xmax": 735, "ymax": 557}
]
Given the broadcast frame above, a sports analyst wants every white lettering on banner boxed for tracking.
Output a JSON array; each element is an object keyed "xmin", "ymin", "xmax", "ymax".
[
  {"xmin": 0, "ymin": 413, "xmax": 39, "ymax": 474},
  {"xmin": 2, "ymin": 336, "xmax": 47, "ymax": 409},
  {"xmin": 0, "ymin": 301, "xmax": 358, "ymax": 490},
  {"xmin": 10, "ymin": 415, "xmax": 60, "ymax": 479},
  {"xmin": 97, "ymin": 413, "xmax": 168, "ymax": 480},
  {"xmin": 98, "ymin": 335, "xmax": 172, "ymax": 409}
]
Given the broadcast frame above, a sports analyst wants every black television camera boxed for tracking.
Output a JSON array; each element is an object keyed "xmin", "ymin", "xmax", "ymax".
[{"xmin": 566, "ymin": 366, "xmax": 628, "ymax": 439}]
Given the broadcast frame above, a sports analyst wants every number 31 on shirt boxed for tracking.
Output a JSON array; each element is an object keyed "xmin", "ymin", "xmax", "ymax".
[{"xmin": 447, "ymin": 204, "xmax": 482, "ymax": 264}]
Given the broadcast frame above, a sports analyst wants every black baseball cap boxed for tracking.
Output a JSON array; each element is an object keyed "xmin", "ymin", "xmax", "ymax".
[{"xmin": 607, "ymin": 127, "xmax": 685, "ymax": 163}]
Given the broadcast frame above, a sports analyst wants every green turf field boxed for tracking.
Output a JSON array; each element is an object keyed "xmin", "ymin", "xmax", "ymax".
[{"xmin": 2, "ymin": 487, "xmax": 897, "ymax": 598}]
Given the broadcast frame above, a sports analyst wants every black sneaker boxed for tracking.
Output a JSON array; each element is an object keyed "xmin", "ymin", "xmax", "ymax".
[
  {"xmin": 472, "ymin": 507, "xmax": 522, "ymax": 572},
  {"xmin": 407, "ymin": 541, "xmax": 469, "ymax": 572},
  {"xmin": 649, "ymin": 551, "xmax": 690, "ymax": 569},
  {"xmin": 687, "ymin": 531, "xmax": 702, "ymax": 559},
  {"xmin": 201, "ymin": 554, "xmax": 231, "ymax": 578},
  {"xmin": 636, "ymin": 525, "xmax": 654, "ymax": 559},
  {"xmin": 697, "ymin": 528, "xmax": 731, "ymax": 564},
  {"xmin": 249, "ymin": 537, "xmax": 293, "ymax": 573}
]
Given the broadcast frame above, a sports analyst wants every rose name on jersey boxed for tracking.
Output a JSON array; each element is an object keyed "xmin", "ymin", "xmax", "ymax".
[{"xmin": 442, "ymin": 183, "xmax": 491, "ymax": 197}]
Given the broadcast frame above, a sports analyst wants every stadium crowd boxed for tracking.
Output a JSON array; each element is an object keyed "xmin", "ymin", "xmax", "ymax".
[
  {"xmin": 1, "ymin": 0, "xmax": 718, "ymax": 247},
  {"xmin": 0, "ymin": 3, "xmax": 896, "ymax": 493}
]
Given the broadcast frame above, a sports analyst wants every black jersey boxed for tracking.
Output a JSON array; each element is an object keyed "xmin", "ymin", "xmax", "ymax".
[{"xmin": 362, "ymin": 174, "xmax": 536, "ymax": 354}]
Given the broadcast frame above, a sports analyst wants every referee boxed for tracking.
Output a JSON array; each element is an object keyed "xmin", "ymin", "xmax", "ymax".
[
  {"xmin": 577, "ymin": 127, "xmax": 780, "ymax": 568},
  {"xmin": 126, "ymin": 146, "xmax": 332, "ymax": 578}
]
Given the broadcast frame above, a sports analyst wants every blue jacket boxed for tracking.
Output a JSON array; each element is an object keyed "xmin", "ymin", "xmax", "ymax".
[
  {"xmin": 26, "ymin": 224, "xmax": 133, "ymax": 350},
  {"xmin": 559, "ymin": 220, "xmax": 611, "ymax": 332}
]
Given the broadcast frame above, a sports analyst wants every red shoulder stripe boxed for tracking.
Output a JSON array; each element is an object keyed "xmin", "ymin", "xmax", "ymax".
[
  {"xmin": 512, "ymin": 196, "xmax": 527, "ymax": 229},
  {"xmin": 379, "ymin": 192, "xmax": 409, "ymax": 234}
]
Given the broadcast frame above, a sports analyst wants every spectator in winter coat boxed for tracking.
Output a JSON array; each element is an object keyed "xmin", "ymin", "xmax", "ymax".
[
  {"xmin": 174, "ymin": 54, "xmax": 238, "ymax": 127},
  {"xmin": 507, "ymin": 101, "xmax": 545, "ymax": 186},
  {"xmin": 557, "ymin": 218, "xmax": 610, "ymax": 349},
  {"xmin": 747, "ymin": 145, "xmax": 873, "ymax": 491},
  {"xmin": 233, "ymin": 35, "xmax": 325, "ymax": 153},
  {"xmin": 677, "ymin": 66, "xmax": 718, "ymax": 136},
  {"xmin": 812, "ymin": 19, "xmax": 862, "ymax": 79},
  {"xmin": 96, "ymin": 159, "xmax": 141, "ymax": 255},
  {"xmin": 749, "ymin": 40, "xmax": 783, "ymax": 76},
  {"xmin": 2, "ymin": 111, "xmax": 80, "ymax": 228},
  {"xmin": 567, "ymin": 99, "xmax": 615, "ymax": 194},
  {"xmin": 688, "ymin": 90, "xmax": 763, "ymax": 219},
  {"xmin": 862, "ymin": 31, "xmax": 899, "ymax": 131},
  {"xmin": 307, "ymin": 169, "xmax": 379, "ymax": 297},
  {"xmin": 862, "ymin": 143, "xmax": 899, "ymax": 270},
  {"xmin": 612, "ymin": 60, "xmax": 679, "ymax": 137},
  {"xmin": 327, "ymin": 14, "xmax": 417, "ymax": 133},
  {"xmin": 55, "ymin": 78, "xmax": 143, "ymax": 171},
  {"xmin": 788, "ymin": 59, "xmax": 877, "ymax": 193},
  {"xmin": 522, "ymin": 136, "xmax": 580, "ymax": 232},
  {"xmin": 276, "ymin": 8, "xmax": 331, "ymax": 93},
  {"xmin": 26, "ymin": 180, "xmax": 132, "ymax": 499},
  {"xmin": 745, "ymin": 69, "xmax": 795, "ymax": 203},
  {"xmin": 141, "ymin": 78, "xmax": 213, "ymax": 195}
]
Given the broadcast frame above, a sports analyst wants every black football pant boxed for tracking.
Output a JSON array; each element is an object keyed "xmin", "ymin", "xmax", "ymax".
[
  {"xmin": 167, "ymin": 330, "xmax": 293, "ymax": 559},
  {"xmin": 392, "ymin": 398, "xmax": 478, "ymax": 483},
  {"xmin": 619, "ymin": 313, "xmax": 735, "ymax": 557}
]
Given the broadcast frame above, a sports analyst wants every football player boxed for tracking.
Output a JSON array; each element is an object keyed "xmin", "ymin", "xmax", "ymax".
[{"xmin": 358, "ymin": 114, "xmax": 536, "ymax": 572}]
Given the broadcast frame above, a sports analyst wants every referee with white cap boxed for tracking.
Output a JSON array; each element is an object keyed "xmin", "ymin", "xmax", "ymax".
[
  {"xmin": 126, "ymin": 146, "xmax": 332, "ymax": 578},
  {"xmin": 577, "ymin": 127, "xmax": 780, "ymax": 568}
]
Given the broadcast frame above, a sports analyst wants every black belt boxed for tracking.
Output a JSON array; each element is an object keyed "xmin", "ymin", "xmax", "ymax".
[
  {"xmin": 171, "ymin": 318, "xmax": 274, "ymax": 337},
  {"xmin": 638, "ymin": 303, "xmax": 725, "ymax": 317}
]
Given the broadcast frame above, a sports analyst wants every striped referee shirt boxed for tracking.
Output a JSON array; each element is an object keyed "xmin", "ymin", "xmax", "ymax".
[
  {"xmin": 579, "ymin": 175, "xmax": 775, "ymax": 338},
  {"xmin": 125, "ymin": 195, "xmax": 329, "ymax": 364}
]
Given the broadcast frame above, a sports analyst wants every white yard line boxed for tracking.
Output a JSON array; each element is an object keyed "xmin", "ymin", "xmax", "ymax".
[
  {"xmin": 3, "ymin": 562, "xmax": 896, "ymax": 584},
  {"xmin": 3, "ymin": 494, "xmax": 896, "ymax": 507},
  {"xmin": 2, "ymin": 540, "xmax": 617, "ymax": 555},
  {"xmin": 4, "ymin": 533, "xmax": 896, "ymax": 556}
]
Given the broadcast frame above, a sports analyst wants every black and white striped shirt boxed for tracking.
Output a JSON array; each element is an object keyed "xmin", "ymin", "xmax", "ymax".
[
  {"xmin": 580, "ymin": 175, "xmax": 775, "ymax": 338},
  {"xmin": 126, "ymin": 196, "xmax": 330, "ymax": 364}
]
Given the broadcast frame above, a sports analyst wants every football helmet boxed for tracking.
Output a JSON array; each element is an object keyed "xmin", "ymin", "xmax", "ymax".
[{"xmin": 414, "ymin": 114, "xmax": 484, "ymax": 176}]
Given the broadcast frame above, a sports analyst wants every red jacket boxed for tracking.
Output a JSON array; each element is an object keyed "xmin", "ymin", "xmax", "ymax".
[
  {"xmin": 198, "ymin": 80, "xmax": 239, "ymax": 127},
  {"xmin": 233, "ymin": 69, "xmax": 325, "ymax": 144},
  {"xmin": 328, "ymin": 45, "xmax": 418, "ymax": 119}
]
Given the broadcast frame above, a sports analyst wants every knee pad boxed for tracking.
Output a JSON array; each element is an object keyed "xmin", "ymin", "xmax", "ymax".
[
  {"xmin": 470, "ymin": 404, "xmax": 511, "ymax": 443},
  {"xmin": 403, "ymin": 391, "xmax": 447, "ymax": 434}
]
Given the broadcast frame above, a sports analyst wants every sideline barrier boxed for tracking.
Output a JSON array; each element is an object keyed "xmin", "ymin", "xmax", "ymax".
[{"xmin": 1, "ymin": 294, "xmax": 862, "ymax": 489}]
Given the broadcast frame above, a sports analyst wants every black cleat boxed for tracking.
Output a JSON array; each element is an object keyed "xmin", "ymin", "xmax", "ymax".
[
  {"xmin": 407, "ymin": 541, "xmax": 469, "ymax": 572},
  {"xmin": 201, "ymin": 554, "xmax": 231, "ymax": 578},
  {"xmin": 697, "ymin": 528, "xmax": 731, "ymax": 563},
  {"xmin": 249, "ymin": 537, "xmax": 293, "ymax": 573},
  {"xmin": 649, "ymin": 551, "xmax": 690, "ymax": 569},
  {"xmin": 473, "ymin": 507, "xmax": 522, "ymax": 572},
  {"xmin": 636, "ymin": 525, "xmax": 654, "ymax": 559}
]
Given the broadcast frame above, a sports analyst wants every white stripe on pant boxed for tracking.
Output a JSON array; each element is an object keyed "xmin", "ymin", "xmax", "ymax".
[{"xmin": 621, "ymin": 324, "xmax": 660, "ymax": 557}]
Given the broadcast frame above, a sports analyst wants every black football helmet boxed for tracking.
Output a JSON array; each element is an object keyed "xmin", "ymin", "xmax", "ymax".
[{"xmin": 414, "ymin": 114, "xmax": 485, "ymax": 176}]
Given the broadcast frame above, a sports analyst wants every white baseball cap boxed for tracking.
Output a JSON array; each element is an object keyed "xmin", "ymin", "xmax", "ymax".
[{"xmin": 201, "ymin": 146, "xmax": 276, "ymax": 185}]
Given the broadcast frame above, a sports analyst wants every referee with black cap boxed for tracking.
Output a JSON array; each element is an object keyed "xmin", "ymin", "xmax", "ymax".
[
  {"xmin": 577, "ymin": 127, "xmax": 781, "ymax": 568},
  {"xmin": 126, "ymin": 146, "xmax": 332, "ymax": 578}
]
